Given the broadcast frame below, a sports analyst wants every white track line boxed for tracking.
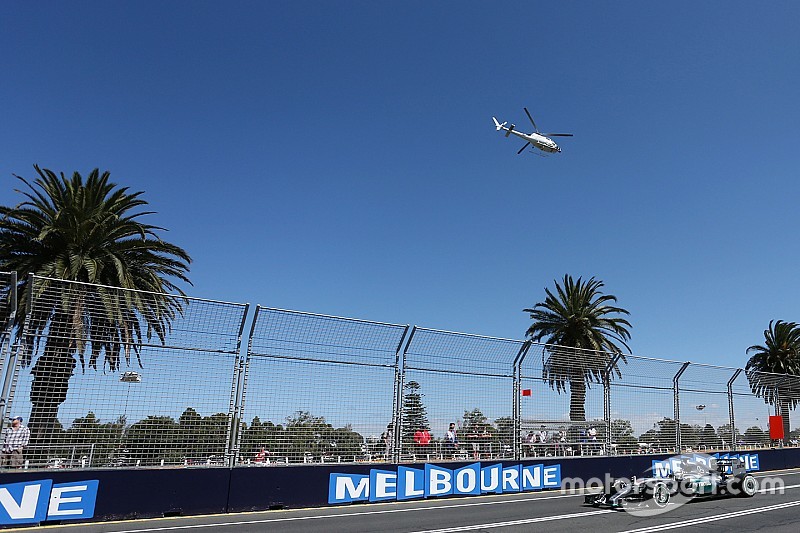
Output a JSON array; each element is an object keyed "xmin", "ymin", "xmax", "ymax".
[
  {"xmin": 36, "ymin": 470, "xmax": 800, "ymax": 532},
  {"xmin": 408, "ymin": 509, "xmax": 616, "ymax": 533},
  {"xmin": 83, "ymin": 492, "xmax": 587, "ymax": 533},
  {"xmin": 618, "ymin": 500, "xmax": 800, "ymax": 532}
]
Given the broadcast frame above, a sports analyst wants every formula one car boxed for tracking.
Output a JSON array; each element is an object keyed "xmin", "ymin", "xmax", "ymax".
[{"xmin": 584, "ymin": 457, "xmax": 758, "ymax": 511}]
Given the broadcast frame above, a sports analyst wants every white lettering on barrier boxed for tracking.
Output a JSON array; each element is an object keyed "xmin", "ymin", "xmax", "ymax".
[
  {"xmin": 651, "ymin": 453, "xmax": 761, "ymax": 477},
  {"xmin": 328, "ymin": 462, "xmax": 563, "ymax": 504},
  {"xmin": 47, "ymin": 485, "xmax": 88, "ymax": 517},
  {"xmin": 0, "ymin": 484, "xmax": 42, "ymax": 521},
  {"xmin": 522, "ymin": 465, "xmax": 541, "ymax": 490},
  {"xmin": 455, "ymin": 468, "xmax": 476, "ymax": 493},
  {"xmin": 543, "ymin": 465, "xmax": 560, "ymax": 487},
  {"xmin": 427, "ymin": 466, "xmax": 452, "ymax": 496},
  {"xmin": 402, "ymin": 468, "xmax": 425, "ymax": 498},
  {"xmin": 0, "ymin": 480, "xmax": 98, "ymax": 525},
  {"xmin": 372, "ymin": 472, "xmax": 396, "ymax": 501},
  {"xmin": 502, "ymin": 466, "xmax": 520, "ymax": 492},
  {"xmin": 331, "ymin": 474, "xmax": 369, "ymax": 502},
  {"xmin": 481, "ymin": 464, "xmax": 501, "ymax": 493}
]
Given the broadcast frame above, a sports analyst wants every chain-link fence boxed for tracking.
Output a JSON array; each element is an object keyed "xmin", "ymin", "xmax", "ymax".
[
  {"xmin": 398, "ymin": 328, "xmax": 522, "ymax": 462},
  {"xmin": 4, "ymin": 275, "xmax": 248, "ymax": 468},
  {"xmin": 1, "ymin": 275, "xmax": 798, "ymax": 470},
  {"xmin": 237, "ymin": 306, "xmax": 408, "ymax": 465}
]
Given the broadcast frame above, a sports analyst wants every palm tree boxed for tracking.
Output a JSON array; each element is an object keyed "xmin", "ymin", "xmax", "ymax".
[
  {"xmin": 524, "ymin": 275, "xmax": 631, "ymax": 421},
  {"xmin": 0, "ymin": 166, "xmax": 191, "ymax": 445},
  {"xmin": 745, "ymin": 320, "xmax": 800, "ymax": 441}
]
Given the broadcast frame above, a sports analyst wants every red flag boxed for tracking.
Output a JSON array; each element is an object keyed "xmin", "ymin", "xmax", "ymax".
[
  {"xmin": 521, "ymin": 389, "xmax": 532, "ymax": 396},
  {"xmin": 769, "ymin": 415, "xmax": 785, "ymax": 440}
]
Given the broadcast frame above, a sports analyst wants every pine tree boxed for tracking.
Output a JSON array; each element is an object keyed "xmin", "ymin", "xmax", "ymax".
[{"xmin": 401, "ymin": 381, "xmax": 430, "ymax": 446}]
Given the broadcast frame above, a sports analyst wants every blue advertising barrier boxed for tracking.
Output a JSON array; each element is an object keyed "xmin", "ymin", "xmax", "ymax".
[
  {"xmin": 2, "ymin": 448, "xmax": 800, "ymax": 526},
  {"xmin": 0, "ymin": 467, "xmax": 230, "ymax": 527}
]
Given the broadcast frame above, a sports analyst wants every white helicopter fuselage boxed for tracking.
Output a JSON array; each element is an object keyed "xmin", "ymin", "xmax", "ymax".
[
  {"xmin": 493, "ymin": 114, "xmax": 570, "ymax": 155},
  {"xmin": 505, "ymin": 129, "xmax": 561, "ymax": 153}
]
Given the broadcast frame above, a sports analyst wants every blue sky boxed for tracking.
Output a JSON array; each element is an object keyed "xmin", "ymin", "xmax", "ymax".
[{"xmin": 2, "ymin": 1, "xmax": 799, "ymax": 370}]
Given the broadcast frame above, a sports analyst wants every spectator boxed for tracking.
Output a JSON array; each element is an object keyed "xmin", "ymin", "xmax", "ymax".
[
  {"xmin": 413, "ymin": 427, "xmax": 432, "ymax": 458},
  {"xmin": 254, "ymin": 446, "xmax": 270, "ymax": 465},
  {"xmin": 2, "ymin": 416, "xmax": 30, "ymax": 469},
  {"xmin": 479, "ymin": 428, "xmax": 492, "ymax": 459},
  {"xmin": 538, "ymin": 425, "xmax": 549, "ymax": 456},
  {"xmin": 383, "ymin": 424, "xmax": 394, "ymax": 460},
  {"xmin": 523, "ymin": 431, "xmax": 535, "ymax": 457},
  {"xmin": 469, "ymin": 429, "xmax": 480, "ymax": 459},
  {"xmin": 554, "ymin": 427, "xmax": 567, "ymax": 456},
  {"xmin": 586, "ymin": 427, "xmax": 599, "ymax": 455},
  {"xmin": 444, "ymin": 423, "xmax": 459, "ymax": 457}
]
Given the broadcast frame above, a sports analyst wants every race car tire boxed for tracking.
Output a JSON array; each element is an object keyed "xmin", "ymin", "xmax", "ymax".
[
  {"xmin": 738, "ymin": 474, "xmax": 758, "ymax": 497},
  {"xmin": 646, "ymin": 481, "xmax": 671, "ymax": 509}
]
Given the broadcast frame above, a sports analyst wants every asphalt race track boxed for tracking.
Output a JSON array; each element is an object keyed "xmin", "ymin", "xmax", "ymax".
[{"xmin": 28, "ymin": 469, "xmax": 800, "ymax": 533}]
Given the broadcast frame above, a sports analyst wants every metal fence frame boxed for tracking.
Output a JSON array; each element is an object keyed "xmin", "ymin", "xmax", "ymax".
[
  {"xmin": 0, "ymin": 275, "xmax": 798, "ymax": 469},
  {"xmin": 0, "ymin": 271, "xmax": 18, "ymax": 425}
]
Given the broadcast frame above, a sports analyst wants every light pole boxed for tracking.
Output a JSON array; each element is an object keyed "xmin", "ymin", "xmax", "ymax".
[
  {"xmin": 695, "ymin": 404, "xmax": 706, "ymax": 426},
  {"xmin": 695, "ymin": 405, "xmax": 707, "ymax": 448},
  {"xmin": 120, "ymin": 371, "xmax": 142, "ymax": 423},
  {"xmin": 118, "ymin": 371, "xmax": 141, "ymax": 465}
]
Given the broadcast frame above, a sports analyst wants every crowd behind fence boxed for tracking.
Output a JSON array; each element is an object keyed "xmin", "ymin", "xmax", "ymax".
[{"xmin": 0, "ymin": 273, "xmax": 798, "ymax": 470}]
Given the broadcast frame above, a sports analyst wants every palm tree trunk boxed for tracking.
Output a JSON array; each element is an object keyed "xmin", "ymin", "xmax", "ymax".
[
  {"xmin": 28, "ymin": 326, "xmax": 76, "ymax": 460},
  {"xmin": 569, "ymin": 378, "xmax": 587, "ymax": 422},
  {"xmin": 780, "ymin": 400, "xmax": 791, "ymax": 444}
]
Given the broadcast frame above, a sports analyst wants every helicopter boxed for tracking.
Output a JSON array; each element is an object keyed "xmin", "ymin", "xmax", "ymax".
[{"xmin": 492, "ymin": 108, "xmax": 573, "ymax": 155}]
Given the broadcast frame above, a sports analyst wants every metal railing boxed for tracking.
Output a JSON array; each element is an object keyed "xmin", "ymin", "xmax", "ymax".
[{"xmin": 0, "ymin": 274, "xmax": 797, "ymax": 470}]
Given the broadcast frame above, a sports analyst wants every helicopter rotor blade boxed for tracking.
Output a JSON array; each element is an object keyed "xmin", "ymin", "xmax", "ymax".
[
  {"xmin": 523, "ymin": 107, "xmax": 538, "ymax": 131},
  {"xmin": 543, "ymin": 133, "xmax": 573, "ymax": 137},
  {"xmin": 517, "ymin": 142, "xmax": 531, "ymax": 155}
]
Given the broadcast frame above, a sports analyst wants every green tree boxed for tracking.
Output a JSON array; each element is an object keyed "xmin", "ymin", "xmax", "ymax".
[
  {"xmin": 745, "ymin": 320, "xmax": 800, "ymax": 441},
  {"xmin": 125, "ymin": 415, "xmax": 181, "ymax": 465},
  {"xmin": 0, "ymin": 166, "xmax": 191, "ymax": 446},
  {"xmin": 639, "ymin": 418, "xmax": 678, "ymax": 451},
  {"xmin": 608, "ymin": 419, "xmax": 638, "ymax": 453},
  {"xmin": 401, "ymin": 381, "xmax": 430, "ymax": 447},
  {"xmin": 330, "ymin": 425, "xmax": 364, "ymax": 459},
  {"xmin": 679, "ymin": 423, "xmax": 701, "ymax": 449},
  {"xmin": 175, "ymin": 408, "xmax": 229, "ymax": 462},
  {"xmin": 462, "ymin": 408, "xmax": 491, "ymax": 433},
  {"xmin": 240, "ymin": 416, "xmax": 284, "ymax": 460},
  {"xmin": 494, "ymin": 416, "xmax": 514, "ymax": 454},
  {"xmin": 743, "ymin": 425, "xmax": 770, "ymax": 446},
  {"xmin": 281, "ymin": 411, "xmax": 363, "ymax": 461},
  {"xmin": 700, "ymin": 424, "xmax": 723, "ymax": 449},
  {"xmin": 461, "ymin": 408, "xmax": 495, "ymax": 447},
  {"xmin": 717, "ymin": 423, "xmax": 741, "ymax": 448},
  {"xmin": 63, "ymin": 412, "xmax": 124, "ymax": 466},
  {"xmin": 524, "ymin": 275, "xmax": 632, "ymax": 421}
]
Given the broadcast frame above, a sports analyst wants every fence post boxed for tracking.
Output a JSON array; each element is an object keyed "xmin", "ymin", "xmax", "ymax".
[
  {"xmin": 727, "ymin": 368, "xmax": 742, "ymax": 451},
  {"xmin": 0, "ymin": 272, "xmax": 18, "ymax": 425},
  {"xmin": 603, "ymin": 352, "xmax": 623, "ymax": 454},
  {"xmin": 774, "ymin": 378, "xmax": 787, "ymax": 447},
  {"xmin": 392, "ymin": 326, "xmax": 413, "ymax": 463},
  {"xmin": 232, "ymin": 305, "xmax": 260, "ymax": 466},
  {"xmin": 512, "ymin": 341, "xmax": 532, "ymax": 461},
  {"xmin": 673, "ymin": 362, "xmax": 690, "ymax": 453},
  {"xmin": 2, "ymin": 274, "xmax": 35, "ymax": 432},
  {"xmin": 225, "ymin": 303, "xmax": 251, "ymax": 468}
]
